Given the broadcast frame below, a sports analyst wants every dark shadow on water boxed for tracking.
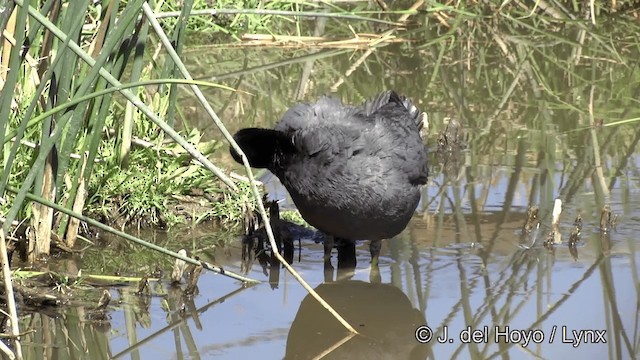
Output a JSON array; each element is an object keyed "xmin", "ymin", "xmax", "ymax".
[{"xmin": 285, "ymin": 280, "xmax": 431, "ymax": 360}]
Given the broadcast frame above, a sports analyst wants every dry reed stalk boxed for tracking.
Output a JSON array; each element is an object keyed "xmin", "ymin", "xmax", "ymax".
[{"xmin": 330, "ymin": 0, "xmax": 425, "ymax": 91}]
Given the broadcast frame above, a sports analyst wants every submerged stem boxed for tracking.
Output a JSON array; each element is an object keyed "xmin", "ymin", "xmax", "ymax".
[{"xmin": 0, "ymin": 231, "xmax": 21, "ymax": 359}]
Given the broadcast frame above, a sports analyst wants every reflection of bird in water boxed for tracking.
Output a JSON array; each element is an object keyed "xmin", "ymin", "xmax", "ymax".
[
  {"xmin": 231, "ymin": 91, "xmax": 428, "ymax": 267},
  {"xmin": 322, "ymin": 238, "xmax": 381, "ymax": 284},
  {"xmin": 285, "ymin": 281, "xmax": 430, "ymax": 360}
]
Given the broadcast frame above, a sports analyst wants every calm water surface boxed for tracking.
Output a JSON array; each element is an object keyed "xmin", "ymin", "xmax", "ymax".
[{"xmin": 20, "ymin": 152, "xmax": 640, "ymax": 359}]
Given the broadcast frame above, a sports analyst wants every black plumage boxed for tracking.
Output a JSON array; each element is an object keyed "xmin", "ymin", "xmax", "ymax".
[{"xmin": 231, "ymin": 90, "xmax": 428, "ymax": 262}]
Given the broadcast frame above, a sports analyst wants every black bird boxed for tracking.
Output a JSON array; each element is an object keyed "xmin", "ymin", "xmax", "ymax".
[{"xmin": 230, "ymin": 90, "xmax": 428, "ymax": 265}]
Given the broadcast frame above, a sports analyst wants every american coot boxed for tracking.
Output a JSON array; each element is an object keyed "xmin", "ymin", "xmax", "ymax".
[{"xmin": 231, "ymin": 90, "xmax": 428, "ymax": 264}]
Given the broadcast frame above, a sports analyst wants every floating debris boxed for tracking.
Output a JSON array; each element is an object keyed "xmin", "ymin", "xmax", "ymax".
[
  {"xmin": 544, "ymin": 199, "xmax": 563, "ymax": 247},
  {"xmin": 567, "ymin": 213, "xmax": 583, "ymax": 260},
  {"xmin": 551, "ymin": 199, "xmax": 562, "ymax": 226},
  {"xmin": 11, "ymin": 283, "xmax": 67, "ymax": 309},
  {"xmin": 568, "ymin": 229, "xmax": 581, "ymax": 248},
  {"xmin": 543, "ymin": 232, "xmax": 559, "ymax": 249},
  {"xmin": 96, "ymin": 289, "xmax": 111, "ymax": 310},
  {"xmin": 436, "ymin": 117, "xmax": 466, "ymax": 181},
  {"xmin": 136, "ymin": 275, "xmax": 150, "ymax": 296},
  {"xmin": 519, "ymin": 206, "xmax": 540, "ymax": 249},
  {"xmin": 574, "ymin": 213, "xmax": 583, "ymax": 230},
  {"xmin": 599, "ymin": 205, "xmax": 618, "ymax": 233},
  {"xmin": 437, "ymin": 117, "xmax": 466, "ymax": 152},
  {"xmin": 522, "ymin": 206, "xmax": 540, "ymax": 234},
  {"xmin": 185, "ymin": 264, "xmax": 203, "ymax": 295},
  {"xmin": 171, "ymin": 249, "xmax": 188, "ymax": 284}
]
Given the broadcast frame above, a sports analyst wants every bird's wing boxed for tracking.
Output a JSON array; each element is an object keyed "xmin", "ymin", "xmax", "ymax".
[
  {"xmin": 292, "ymin": 122, "xmax": 366, "ymax": 162},
  {"xmin": 275, "ymin": 97, "xmax": 369, "ymax": 161}
]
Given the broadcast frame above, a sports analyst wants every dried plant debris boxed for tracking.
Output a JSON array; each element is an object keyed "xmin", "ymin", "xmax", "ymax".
[
  {"xmin": 437, "ymin": 117, "xmax": 466, "ymax": 152},
  {"xmin": 599, "ymin": 205, "xmax": 619, "ymax": 233},
  {"xmin": 171, "ymin": 249, "xmax": 189, "ymax": 283},
  {"xmin": 435, "ymin": 117, "xmax": 467, "ymax": 180},
  {"xmin": 568, "ymin": 243, "xmax": 579, "ymax": 260},
  {"xmin": 574, "ymin": 213, "xmax": 583, "ymax": 230},
  {"xmin": 136, "ymin": 275, "xmax": 150, "ymax": 296},
  {"xmin": 522, "ymin": 206, "xmax": 540, "ymax": 234},
  {"xmin": 551, "ymin": 199, "xmax": 562, "ymax": 226},
  {"xmin": 185, "ymin": 264, "xmax": 203, "ymax": 296},
  {"xmin": 568, "ymin": 214, "xmax": 583, "ymax": 247},
  {"xmin": 519, "ymin": 206, "xmax": 541, "ymax": 249},
  {"xmin": 86, "ymin": 290, "xmax": 112, "ymax": 323},
  {"xmin": 543, "ymin": 199, "xmax": 564, "ymax": 248},
  {"xmin": 96, "ymin": 289, "xmax": 112, "ymax": 310},
  {"xmin": 543, "ymin": 231, "xmax": 561, "ymax": 248},
  {"xmin": 11, "ymin": 284, "xmax": 68, "ymax": 308}
]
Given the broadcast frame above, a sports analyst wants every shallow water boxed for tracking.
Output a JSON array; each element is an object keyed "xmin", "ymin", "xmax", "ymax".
[
  {"xmin": 18, "ymin": 156, "xmax": 640, "ymax": 359},
  {"xmin": 15, "ymin": 8, "xmax": 640, "ymax": 360}
]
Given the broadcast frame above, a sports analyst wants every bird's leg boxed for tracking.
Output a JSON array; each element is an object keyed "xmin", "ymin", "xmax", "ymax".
[
  {"xmin": 370, "ymin": 239, "xmax": 382, "ymax": 265},
  {"xmin": 268, "ymin": 262, "xmax": 281, "ymax": 290},
  {"xmin": 369, "ymin": 260, "xmax": 381, "ymax": 284},
  {"xmin": 336, "ymin": 238, "xmax": 356, "ymax": 281},
  {"xmin": 269, "ymin": 200, "xmax": 283, "ymax": 256},
  {"xmin": 323, "ymin": 235, "xmax": 335, "ymax": 282},
  {"xmin": 336, "ymin": 238, "xmax": 356, "ymax": 270},
  {"xmin": 369, "ymin": 239, "xmax": 382, "ymax": 282},
  {"xmin": 323, "ymin": 234, "xmax": 334, "ymax": 265},
  {"xmin": 283, "ymin": 236, "xmax": 294, "ymax": 265}
]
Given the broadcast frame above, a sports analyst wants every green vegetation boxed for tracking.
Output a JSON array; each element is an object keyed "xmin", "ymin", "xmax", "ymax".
[
  {"xmin": 157, "ymin": 0, "xmax": 298, "ymax": 37},
  {"xmin": 281, "ymin": 209, "xmax": 310, "ymax": 228},
  {"xmin": 87, "ymin": 121, "xmax": 228, "ymax": 228},
  {"xmin": 0, "ymin": 0, "xmax": 266, "ymax": 259}
]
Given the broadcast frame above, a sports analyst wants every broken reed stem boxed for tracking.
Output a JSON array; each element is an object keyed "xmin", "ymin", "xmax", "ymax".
[
  {"xmin": 0, "ymin": 231, "xmax": 21, "ymax": 360},
  {"xmin": 110, "ymin": 285, "xmax": 249, "ymax": 360},
  {"xmin": 548, "ymin": 198, "xmax": 563, "ymax": 245},
  {"xmin": 4, "ymin": 186, "xmax": 258, "ymax": 284},
  {"xmin": 142, "ymin": 3, "xmax": 358, "ymax": 335},
  {"xmin": 0, "ymin": 340, "xmax": 15, "ymax": 360},
  {"xmin": 314, "ymin": 332, "xmax": 358, "ymax": 359},
  {"xmin": 330, "ymin": 0, "xmax": 424, "ymax": 91},
  {"xmin": 588, "ymin": 85, "xmax": 610, "ymax": 203},
  {"xmin": 236, "ymin": 33, "xmax": 406, "ymax": 48},
  {"xmin": 551, "ymin": 198, "xmax": 562, "ymax": 226}
]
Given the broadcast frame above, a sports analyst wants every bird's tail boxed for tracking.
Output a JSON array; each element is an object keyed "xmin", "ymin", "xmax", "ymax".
[{"xmin": 363, "ymin": 90, "xmax": 428, "ymax": 134}]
